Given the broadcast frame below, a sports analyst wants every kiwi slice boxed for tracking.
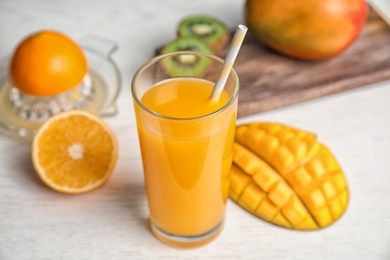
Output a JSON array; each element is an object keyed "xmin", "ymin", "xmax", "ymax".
[
  {"xmin": 177, "ymin": 15, "xmax": 229, "ymax": 54},
  {"xmin": 161, "ymin": 37, "xmax": 212, "ymax": 77}
]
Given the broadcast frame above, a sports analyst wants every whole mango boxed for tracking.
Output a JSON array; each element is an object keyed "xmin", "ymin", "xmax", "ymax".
[
  {"xmin": 245, "ymin": 0, "xmax": 368, "ymax": 60},
  {"xmin": 230, "ymin": 123, "xmax": 349, "ymax": 230}
]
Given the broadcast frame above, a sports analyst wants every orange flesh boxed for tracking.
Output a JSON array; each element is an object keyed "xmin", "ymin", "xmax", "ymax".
[{"xmin": 33, "ymin": 111, "xmax": 117, "ymax": 193}]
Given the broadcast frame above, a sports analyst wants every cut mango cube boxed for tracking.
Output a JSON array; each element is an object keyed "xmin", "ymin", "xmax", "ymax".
[
  {"xmin": 268, "ymin": 182, "xmax": 292, "ymax": 208},
  {"xmin": 285, "ymin": 168, "xmax": 313, "ymax": 191},
  {"xmin": 230, "ymin": 122, "xmax": 349, "ymax": 230},
  {"xmin": 238, "ymin": 183, "xmax": 265, "ymax": 212},
  {"xmin": 282, "ymin": 197, "xmax": 309, "ymax": 226},
  {"xmin": 273, "ymin": 212, "xmax": 292, "ymax": 228},
  {"xmin": 255, "ymin": 199, "xmax": 278, "ymax": 221},
  {"xmin": 230, "ymin": 165, "xmax": 252, "ymax": 195}
]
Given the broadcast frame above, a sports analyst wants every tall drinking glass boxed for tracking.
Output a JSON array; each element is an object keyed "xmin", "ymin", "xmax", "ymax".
[{"xmin": 131, "ymin": 51, "xmax": 239, "ymax": 248}]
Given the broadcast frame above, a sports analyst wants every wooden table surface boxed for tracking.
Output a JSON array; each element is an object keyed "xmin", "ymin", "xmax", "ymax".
[{"xmin": 0, "ymin": 0, "xmax": 389, "ymax": 259}]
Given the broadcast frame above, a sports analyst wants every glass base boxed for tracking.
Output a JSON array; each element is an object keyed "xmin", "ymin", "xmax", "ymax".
[{"xmin": 149, "ymin": 219, "xmax": 224, "ymax": 249}]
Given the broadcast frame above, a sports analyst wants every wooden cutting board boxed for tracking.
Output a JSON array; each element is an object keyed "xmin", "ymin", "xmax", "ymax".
[{"xmin": 158, "ymin": 8, "xmax": 390, "ymax": 118}]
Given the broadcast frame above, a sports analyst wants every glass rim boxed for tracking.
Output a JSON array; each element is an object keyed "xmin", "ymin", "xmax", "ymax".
[{"xmin": 131, "ymin": 51, "xmax": 239, "ymax": 121}]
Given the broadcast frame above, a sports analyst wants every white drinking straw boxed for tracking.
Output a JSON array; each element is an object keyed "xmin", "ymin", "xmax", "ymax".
[{"xmin": 210, "ymin": 24, "xmax": 248, "ymax": 101}]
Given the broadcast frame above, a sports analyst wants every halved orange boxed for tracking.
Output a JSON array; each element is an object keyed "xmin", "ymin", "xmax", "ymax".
[{"xmin": 32, "ymin": 110, "xmax": 118, "ymax": 194}]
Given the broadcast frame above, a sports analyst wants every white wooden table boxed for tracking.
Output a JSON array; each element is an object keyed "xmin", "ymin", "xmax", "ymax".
[{"xmin": 1, "ymin": 0, "xmax": 389, "ymax": 259}]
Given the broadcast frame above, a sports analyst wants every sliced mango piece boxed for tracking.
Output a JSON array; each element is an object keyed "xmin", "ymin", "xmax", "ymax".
[
  {"xmin": 239, "ymin": 182, "xmax": 265, "ymax": 212},
  {"xmin": 230, "ymin": 122, "xmax": 349, "ymax": 230}
]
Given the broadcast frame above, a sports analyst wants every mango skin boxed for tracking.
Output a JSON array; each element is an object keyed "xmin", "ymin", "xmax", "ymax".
[
  {"xmin": 230, "ymin": 123, "xmax": 349, "ymax": 230},
  {"xmin": 245, "ymin": 0, "xmax": 368, "ymax": 60}
]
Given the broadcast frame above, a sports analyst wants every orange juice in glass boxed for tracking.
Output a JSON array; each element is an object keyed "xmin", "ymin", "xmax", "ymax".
[{"xmin": 131, "ymin": 51, "xmax": 239, "ymax": 248}]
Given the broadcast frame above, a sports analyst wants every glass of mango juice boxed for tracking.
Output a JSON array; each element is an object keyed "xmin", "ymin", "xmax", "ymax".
[{"xmin": 131, "ymin": 51, "xmax": 239, "ymax": 248}]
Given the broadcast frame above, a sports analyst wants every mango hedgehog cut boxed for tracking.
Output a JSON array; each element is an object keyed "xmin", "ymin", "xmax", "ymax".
[{"xmin": 230, "ymin": 122, "xmax": 349, "ymax": 230}]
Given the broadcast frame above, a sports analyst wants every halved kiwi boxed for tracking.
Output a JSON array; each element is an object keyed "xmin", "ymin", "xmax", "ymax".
[
  {"xmin": 177, "ymin": 15, "xmax": 229, "ymax": 54},
  {"xmin": 161, "ymin": 37, "xmax": 212, "ymax": 77}
]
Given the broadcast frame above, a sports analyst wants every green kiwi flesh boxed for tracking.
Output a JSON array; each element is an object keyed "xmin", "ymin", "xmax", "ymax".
[
  {"xmin": 161, "ymin": 37, "xmax": 212, "ymax": 77},
  {"xmin": 178, "ymin": 15, "xmax": 228, "ymax": 53}
]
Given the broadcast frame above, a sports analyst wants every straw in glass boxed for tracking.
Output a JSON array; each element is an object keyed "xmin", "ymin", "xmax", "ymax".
[{"xmin": 210, "ymin": 24, "xmax": 248, "ymax": 101}]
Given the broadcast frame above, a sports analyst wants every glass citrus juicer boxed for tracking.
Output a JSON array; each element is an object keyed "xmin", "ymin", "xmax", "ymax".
[{"xmin": 0, "ymin": 34, "xmax": 121, "ymax": 139}]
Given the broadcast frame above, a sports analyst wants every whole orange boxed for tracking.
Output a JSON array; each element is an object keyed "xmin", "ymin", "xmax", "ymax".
[
  {"xmin": 245, "ymin": 0, "xmax": 368, "ymax": 60},
  {"xmin": 9, "ymin": 30, "xmax": 88, "ymax": 96}
]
